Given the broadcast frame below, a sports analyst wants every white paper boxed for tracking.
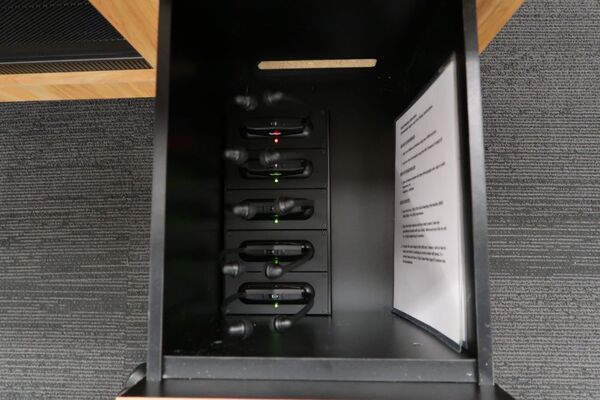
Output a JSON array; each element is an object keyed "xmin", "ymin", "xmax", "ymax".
[{"xmin": 393, "ymin": 56, "xmax": 467, "ymax": 347}]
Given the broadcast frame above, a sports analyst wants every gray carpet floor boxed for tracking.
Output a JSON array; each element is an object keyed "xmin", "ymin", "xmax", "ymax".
[
  {"xmin": 0, "ymin": 99, "xmax": 154, "ymax": 399},
  {"xmin": 481, "ymin": 1, "xmax": 600, "ymax": 399},
  {"xmin": 0, "ymin": 0, "xmax": 598, "ymax": 399}
]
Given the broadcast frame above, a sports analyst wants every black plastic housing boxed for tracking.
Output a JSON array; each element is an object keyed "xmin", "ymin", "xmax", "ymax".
[
  {"xmin": 228, "ymin": 110, "xmax": 329, "ymax": 149},
  {"xmin": 225, "ymin": 149, "xmax": 328, "ymax": 189},
  {"xmin": 225, "ymin": 189, "xmax": 328, "ymax": 230},
  {"xmin": 225, "ymin": 231, "xmax": 328, "ymax": 272},
  {"xmin": 225, "ymin": 272, "xmax": 329, "ymax": 315}
]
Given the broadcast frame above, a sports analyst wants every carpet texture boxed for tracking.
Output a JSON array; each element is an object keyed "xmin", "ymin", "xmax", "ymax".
[
  {"xmin": 481, "ymin": 0, "xmax": 600, "ymax": 399},
  {"xmin": 0, "ymin": 99, "xmax": 154, "ymax": 399},
  {"xmin": 0, "ymin": 0, "xmax": 599, "ymax": 399}
]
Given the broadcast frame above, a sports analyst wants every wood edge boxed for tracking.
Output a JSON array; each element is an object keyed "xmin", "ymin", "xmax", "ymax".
[
  {"xmin": 0, "ymin": 70, "xmax": 156, "ymax": 102},
  {"xmin": 90, "ymin": 0, "xmax": 159, "ymax": 67},
  {"xmin": 0, "ymin": 83, "xmax": 156, "ymax": 102},
  {"xmin": 477, "ymin": 0, "xmax": 525, "ymax": 53},
  {"xmin": 0, "ymin": 69, "xmax": 156, "ymax": 86}
]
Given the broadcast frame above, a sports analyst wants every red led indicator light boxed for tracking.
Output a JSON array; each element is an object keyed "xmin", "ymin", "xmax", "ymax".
[{"xmin": 274, "ymin": 138, "xmax": 280, "ymax": 144}]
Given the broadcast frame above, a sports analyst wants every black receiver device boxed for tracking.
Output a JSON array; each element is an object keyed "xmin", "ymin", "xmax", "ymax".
[
  {"xmin": 221, "ymin": 241, "xmax": 315, "ymax": 279},
  {"xmin": 242, "ymin": 118, "xmax": 311, "ymax": 139},
  {"xmin": 238, "ymin": 240, "xmax": 312, "ymax": 261},
  {"xmin": 231, "ymin": 198, "xmax": 314, "ymax": 221},
  {"xmin": 223, "ymin": 100, "xmax": 330, "ymax": 330},
  {"xmin": 241, "ymin": 160, "xmax": 312, "ymax": 179},
  {"xmin": 224, "ymin": 148, "xmax": 314, "ymax": 180},
  {"xmin": 222, "ymin": 282, "xmax": 315, "ymax": 338},
  {"xmin": 238, "ymin": 282, "xmax": 313, "ymax": 305}
]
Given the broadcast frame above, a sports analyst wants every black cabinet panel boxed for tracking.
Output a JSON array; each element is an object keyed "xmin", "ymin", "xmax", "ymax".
[{"xmin": 121, "ymin": 380, "xmax": 514, "ymax": 400}]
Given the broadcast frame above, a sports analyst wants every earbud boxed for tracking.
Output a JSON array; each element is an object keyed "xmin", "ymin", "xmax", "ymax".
[
  {"xmin": 275, "ymin": 197, "xmax": 313, "ymax": 215},
  {"xmin": 226, "ymin": 319, "xmax": 254, "ymax": 340},
  {"xmin": 232, "ymin": 202, "xmax": 257, "ymax": 220},
  {"xmin": 258, "ymin": 149, "xmax": 281, "ymax": 167},
  {"xmin": 263, "ymin": 91, "xmax": 285, "ymax": 106},
  {"xmin": 270, "ymin": 288, "xmax": 315, "ymax": 333},
  {"xmin": 222, "ymin": 261, "xmax": 246, "ymax": 277},
  {"xmin": 271, "ymin": 316, "xmax": 293, "ymax": 333},
  {"xmin": 264, "ymin": 262, "xmax": 284, "ymax": 279},
  {"xmin": 226, "ymin": 148, "xmax": 302, "ymax": 168},
  {"xmin": 274, "ymin": 197, "xmax": 297, "ymax": 215},
  {"xmin": 264, "ymin": 243, "xmax": 314, "ymax": 279},
  {"xmin": 234, "ymin": 95, "xmax": 258, "ymax": 111},
  {"xmin": 262, "ymin": 91, "xmax": 307, "ymax": 108},
  {"xmin": 224, "ymin": 148, "xmax": 249, "ymax": 165}
]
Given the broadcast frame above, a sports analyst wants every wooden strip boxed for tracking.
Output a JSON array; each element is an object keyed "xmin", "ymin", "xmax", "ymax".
[
  {"xmin": 476, "ymin": 0, "xmax": 525, "ymax": 52},
  {"xmin": 258, "ymin": 59, "xmax": 378, "ymax": 70},
  {"xmin": 0, "ymin": 70, "xmax": 156, "ymax": 102},
  {"xmin": 90, "ymin": 0, "xmax": 160, "ymax": 67}
]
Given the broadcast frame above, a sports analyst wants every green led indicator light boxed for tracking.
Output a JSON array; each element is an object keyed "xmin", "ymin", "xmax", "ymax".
[
  {"xmin": 274, "ymin": 178, "xmax": 279, "ymax": 183},
  {"xmin": 274, "ymin": 218, "xmax": 279, "ymax": 224},
  {"xmin": 274, "ymin": 258, "xmax": 279, "ymax": 264},
  {"xmin": 274, "ymin": 302, "xmax": 279, "ymax": 309}
]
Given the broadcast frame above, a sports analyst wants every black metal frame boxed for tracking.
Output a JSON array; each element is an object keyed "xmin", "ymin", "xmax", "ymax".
[
  {"xmin": 125, "ymin": 379, "xmax": 515, "ymax": 399},
  {"xmin": 162, "ymin": 356, "xmax": 477, "ymax": 383},
  {"xmin": 459, "ymin": 0, "xmax": 495, "ymax": 385},
  {"xmin": 145, "ymin": 0, "xmax": 496, "ymax": 389},
  {"xmin": 146, "ymin": 0, "xmax": 173, "ymax": 383}
]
